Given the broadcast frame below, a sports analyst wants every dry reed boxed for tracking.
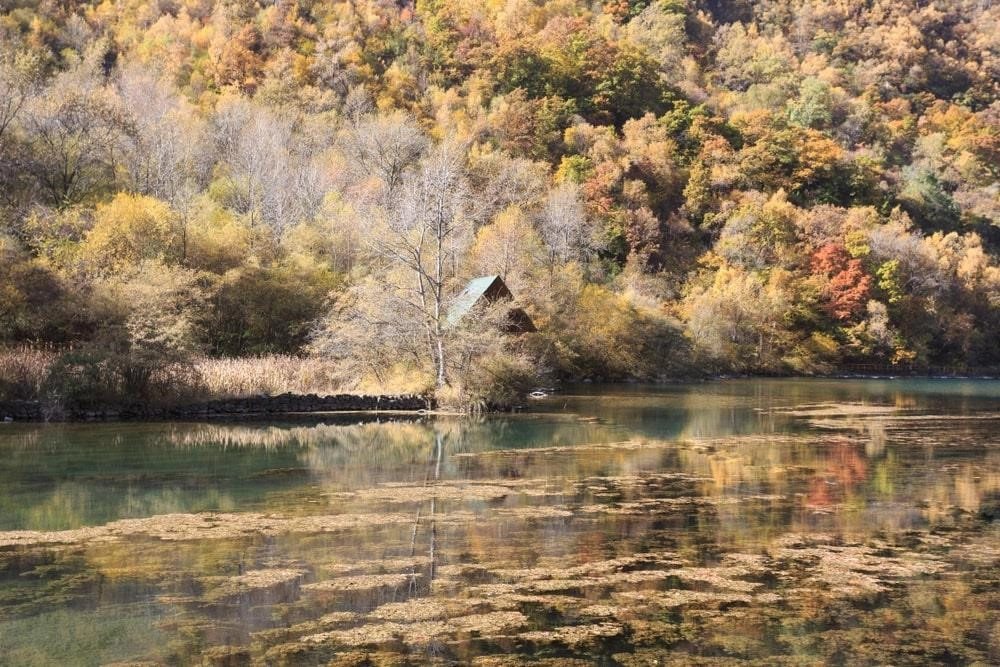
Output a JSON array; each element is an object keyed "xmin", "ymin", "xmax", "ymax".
[
  {"xmin": 0, "ymin": 346, "xmax": 55, "ymax": 401},
  {"xmin": 0, "ymin": 349, "xmax": 347, "ymax": 402},
  {"xmin": 194, "ymin": 355, "xmax": 345, "ymax": 398}
]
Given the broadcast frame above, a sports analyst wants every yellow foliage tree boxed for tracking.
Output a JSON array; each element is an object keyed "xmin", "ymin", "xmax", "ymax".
[
  {"xmin": 183, "ymin": 197, "xmax": 252, "ymax": 274},
  {"xmin": 684, "ymin": 264, "xmax": 792, "ymax": 371},
  {"xmin": 468, "ymin": 206, "xmax": 544, "ymax": 293},
  {"xmin": 81, "ymin": 193, "xmax": 180, "ymax": 273}
]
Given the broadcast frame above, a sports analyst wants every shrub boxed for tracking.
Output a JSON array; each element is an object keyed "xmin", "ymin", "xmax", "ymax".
[
  {"xmin": 80, "ymin": 194, "xmax": 180, "ymax": 273},
  {"xmin": 446, "ymin": 349, "xmax": 540, "ymax": 413},
  {"xmin": 206, "ymin": 265, "xmax": 338, "ymax": 356},
  {"xmin": 42, "ymin": 347, "xmax": 205, "ymax": 410}
]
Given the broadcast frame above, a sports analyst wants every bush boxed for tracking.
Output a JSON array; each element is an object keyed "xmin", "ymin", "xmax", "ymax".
[
  {"xmin": 206, "ymin": 265, "xmax": 338, "ymax": 356},
  {"xmin": 444, "ymin": 349, "xmax": 540, "ymax": 413},
  {"xmin": 80, "ymin": 194, "xmax": 181, "ymax": 273},
  {"xmin": 541, "ymin": 282, "xmax": 692, "ymax": 380},
  {"xmin": 1, "ymin": 235, "xmax": 95, "ymax": 344},
  {"xmin": 42, "ymin": 347, "xmax": 205, "ymax": 410}
]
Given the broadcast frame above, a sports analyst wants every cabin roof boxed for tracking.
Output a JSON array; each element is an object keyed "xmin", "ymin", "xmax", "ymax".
[{"xmin": 445, "ymin": 275, "xmax": 513, "ymax": 327}]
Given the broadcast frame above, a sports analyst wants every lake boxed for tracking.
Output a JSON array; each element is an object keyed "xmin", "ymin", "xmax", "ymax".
[{"xmin": 0, "ymin": 379, "xmax": 998, "ymax": 665}]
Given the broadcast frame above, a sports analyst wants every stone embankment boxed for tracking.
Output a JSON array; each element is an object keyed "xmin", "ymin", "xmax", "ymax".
[{"xmin": 0, "ymin": 393, "xmax": 432, "ymax": 422}]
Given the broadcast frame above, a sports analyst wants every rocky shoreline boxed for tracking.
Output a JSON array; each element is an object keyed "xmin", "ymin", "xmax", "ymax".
[{"xmin": 0, "ymin": 393, "xmax": 433, "ymax": 423}]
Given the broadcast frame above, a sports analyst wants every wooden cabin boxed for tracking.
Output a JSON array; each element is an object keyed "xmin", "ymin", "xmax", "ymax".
[{"xmin": 445, "ymin": 275, "xmax": 536, "ymax": 333}]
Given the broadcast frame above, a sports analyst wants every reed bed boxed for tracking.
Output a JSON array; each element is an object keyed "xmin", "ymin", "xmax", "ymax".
[
  {"xmin": 194, "ymin": 355, "xmax": 345, "ymax": 398},
  {"xmin": 0, "ymin": 349, "xmax": 347, "ymax": 402},
  {"xmin": 0, "ymin": 346, "xmax": 55, "ymax": 401}
]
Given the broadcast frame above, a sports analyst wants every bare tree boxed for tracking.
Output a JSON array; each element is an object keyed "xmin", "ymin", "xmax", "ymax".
[
  {"xmin": 21, "ymin": 58, "xmax": 133, "ymax": 206},
  {"xmin": 117, "ymin": 65, "xmax": 212, "ymax": 204},
  {"xmin": 0, "ymin": 46, "xmax": 41, "ymax": 212},
  {"xmin": 310, "ymin": 270, "xmax": 430, "ymax": 387},
  {"xmin": 0, "ymin": 46, "xmax": 39, "ymax": 143},
  {"xmin": 213, "ymin": 98, "xmax": 289, "ymax": 234},
  {"xmin": 312, "ymin": 140, "xmax": 472, "ymax": 389},
  {"xmin": 340, "ymin": 109, "xmax": 428, "ymax": 207},
  {"xmin": 375, "ymin": 140, "xmax": 471, "ymax": 387},
  {"xmin": 466, "ymin": 151, "xmax": 546, "ymax": 226},
  {"xmin": 213, "ymin": 97, "xmax": 335, "ymax": 238},
  {"xmin": 116, "ymin": 66, "xmax": 215, "ymax": 260},
  {"xmin": 538, "ymin": 180, "xmax": 600, "ymax": 264}
]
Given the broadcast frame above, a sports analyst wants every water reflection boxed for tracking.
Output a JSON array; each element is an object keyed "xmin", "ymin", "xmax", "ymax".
[{"xmin": 0, "ymin": 379, "xmax": 998, "ymax": 664}]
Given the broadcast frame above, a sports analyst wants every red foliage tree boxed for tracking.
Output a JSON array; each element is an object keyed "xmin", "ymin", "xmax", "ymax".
[{"xmin": 810, "ymin": 243, "xmax": 872, "ymax": 321}]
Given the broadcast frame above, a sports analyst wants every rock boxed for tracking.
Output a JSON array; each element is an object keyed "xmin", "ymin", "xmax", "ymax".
[{"xmin": 979, "ymin": 492, "xmax": 1000, "ymax": 522}]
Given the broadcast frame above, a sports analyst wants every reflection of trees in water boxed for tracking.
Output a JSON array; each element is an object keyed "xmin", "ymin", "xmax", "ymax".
[
  {"xmin": 2, "ymin": 410, "xmax": 996, "ymax": 541},
  {"xmin": 165, "ymin": 419, "xmax": 438, "ymax": 451},
  {"xmin": 162, "ymin": 415, "xmax": 625, "ymax": 455},
  {"xmin": 3, "ymin": 384, "xmax": 998, "ymax": 665},
  {"xmin": 411, "ymin": 430, "xmax": 443, "ymax": 584},
  {"xmin": 7, "ymin": 479, "xmax": 243, "ymax": 532},
  {"xmin": 3, "ymin": 419, "xmax": 998, "ymax": 663},
  {"xmin": 923, "ymin": 454, "xmax": 1000, "ymax": 519},
  {"xmin": 22, "ymin": 482, "xmax": 90, "ymax": 531},
  {"xmin": 1, "ymin": 424, "xmax": 295, "ymax": 530},
  {"xmin": 300, "ymin": 419, "xmax": 489, "ymax": 493},
  {"xmin": 806, "ymin": 437, "xmax": 869, "ymax": 508},
  {"xmin": 0, "ymin": 424, "xmax": 138, "ymax": 451},
  {"xmin": 864, "ymin": 418, "xmax": 887, "ymax": 458}
]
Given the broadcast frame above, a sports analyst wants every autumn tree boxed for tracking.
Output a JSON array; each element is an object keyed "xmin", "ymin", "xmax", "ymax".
[
  {"xmin": 21, "ymin": 54, "xmax": 133, "ymax": 206},
  {"xmin": 80, "ymin": 193, "xmax": 180, "ymax": 274},
  {"xmin": 624, "ymin": 2, "xmax": 688, "ymax": 84},
  {"xmin": 119, "ymin": 260, "xmax": 211, "ymax": 362},
  {"xmin": 365, "ymin": 140, "xmax": 472, "ymax": 388},
  {"xmin": 0, "ymin": 233, "xmax": 85, "ymax": 343},
  {"xmin": 685, "ymin": 265, "xmax": 793, "ymax": 372},
  {"xmin": 310, "ymin": 271, "xmax": 431, "ymax": 389},
  {"xmin": 539, "ymin": 180, "xmax": 602, "ymax": 265},
  {"xmin": 2, "ymin": 0, "xmax": 1000, "ymax": 384},
  {"xmin": 809, "ymin": 243, "xmax": 872, "ymax": 322},
  {"xmin": 340, "ymin": 107, "xmax": 428, "ymax": 208},
  {"xmin": 0, "ymin": 45, "xmax": 39, "ymax": 144},
  {"xmin": 715, "ymin": 190, "xmax": 799, "ymax": 270},
  {"xmin": 116, "ymin": 66, "xmax": 212, "ymax": 208},
  {"xmin": 469, "ymin": 206, "xmax": 544, "ymax": 293}
]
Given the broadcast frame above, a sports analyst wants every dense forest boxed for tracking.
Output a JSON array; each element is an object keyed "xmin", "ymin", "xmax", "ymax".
[{"xmin": 1, "ymin": 0, "xmax": 999, "ymax": 407}]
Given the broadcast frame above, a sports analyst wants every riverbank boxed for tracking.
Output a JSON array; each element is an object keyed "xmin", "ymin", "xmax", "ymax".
[
  {"xmin": 0, "ymin": 393, "xmax": 433, "ymax": 422},
  {"xmin": 7, "ymin": 370, "xmax": 1000, "ymax": 423}
]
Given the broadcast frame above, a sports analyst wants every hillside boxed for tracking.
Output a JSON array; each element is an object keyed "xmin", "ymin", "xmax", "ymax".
[{"xmin": 1, "ymin": 0, "xmax": 999, "ymax": 405}]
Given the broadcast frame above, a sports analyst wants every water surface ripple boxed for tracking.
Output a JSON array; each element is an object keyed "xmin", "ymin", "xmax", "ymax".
[{"xmin": 0, "ymin": 379, "xmax": 998, "ymax": 665}]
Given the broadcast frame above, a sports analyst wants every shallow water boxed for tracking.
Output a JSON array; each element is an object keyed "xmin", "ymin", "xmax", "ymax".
[{"xmin": 0, "ymin": 379, "xmax": 998, "ymax": 665}]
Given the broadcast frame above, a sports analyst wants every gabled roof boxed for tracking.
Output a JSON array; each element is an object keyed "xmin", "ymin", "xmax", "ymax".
[{"xmin": 445, "ymin": 275, "xmax": 512, "ymax": 327}]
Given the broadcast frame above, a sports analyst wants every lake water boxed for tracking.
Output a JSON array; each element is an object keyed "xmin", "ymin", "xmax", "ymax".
[{"xmin": 0, "ymin": 379, "xmax": 998, "ymax": 665}]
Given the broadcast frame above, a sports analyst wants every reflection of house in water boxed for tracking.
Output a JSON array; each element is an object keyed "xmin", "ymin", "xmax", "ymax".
[{"xmin": 445, "ymin": 275, "xmax": 536, "ymax": 333}]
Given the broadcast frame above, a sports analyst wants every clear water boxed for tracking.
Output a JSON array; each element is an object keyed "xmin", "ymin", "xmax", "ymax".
[{"xmin": 0, "ymin": 379, "xmax": 997, "ymax": 665}]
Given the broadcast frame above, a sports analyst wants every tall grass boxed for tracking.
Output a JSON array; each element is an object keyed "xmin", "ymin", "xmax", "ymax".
[
  {"xmin": 194, "ymin": 355, "xmax": 346, "ymax": 398},
  {"xmin": 0, "ymin": 346, "xmax": 55, "ymax": 401},
  {"xmin": 0, "ymin": 349, "xmax": 349, "ymax": 402}
]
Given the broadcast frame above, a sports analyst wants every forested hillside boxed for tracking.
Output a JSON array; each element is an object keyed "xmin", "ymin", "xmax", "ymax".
[{"xmin": 1, "ymin": 0, "xmax": 999, "ymax": 404}]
